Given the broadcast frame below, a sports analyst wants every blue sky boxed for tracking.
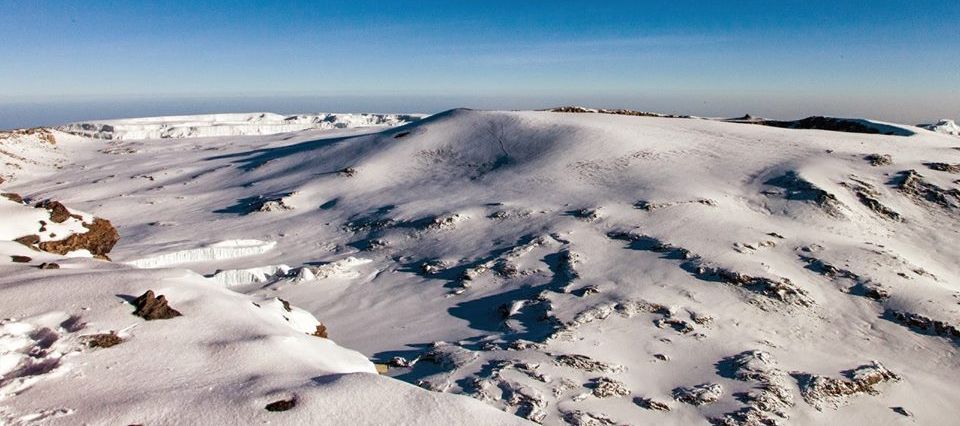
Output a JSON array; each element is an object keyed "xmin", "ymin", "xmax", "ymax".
[{"xmin": 1, "ymin": 0, "xmax": 958, "ymax": 127}]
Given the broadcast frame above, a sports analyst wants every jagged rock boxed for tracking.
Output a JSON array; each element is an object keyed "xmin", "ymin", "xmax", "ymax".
[
  {"xmin": 37, "ymin": 262, "xmax": 60, "ymax": 269},
  {"xmin": 132, "ymin": 290, "xmax": 182, "ymax": 320},
  {"xmin": 673, "ymin": 383, "xmax": 723, "ymax": 406},
  {"xmin": 794, "ymin": 361, "xmax": 900, "ymax": 410},
  {"xmin": 590, "ymin": 377, "xmax": 630, "ymax": 398}
]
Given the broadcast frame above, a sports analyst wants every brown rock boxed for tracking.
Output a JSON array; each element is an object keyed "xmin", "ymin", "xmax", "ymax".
[
  {"xmin": 37, "ymin": 262, "xmax": 60, "ymax": 269},
  {"xmin": 1, "ymin": 192, "xmax": 23, "ymax": 203},
  {"xmin": 312, "ymin": 324, "xmax": 328, "ymax": 338},
  {"xmin": 10, "ymin": 255, "xmax": 31, "ymax": 263},
  {"xmin": 132, "ymin": 290, "xmax": 182, "ymax": 320},
  {"xmin": 84, "ymin": 332, "xmax": 123, "ymax": 348},
  {"xmin": 14, "ymin": 234, "xmax": 40, "ymax": 247},
  {"xmin": 38, "ymin": 218, "xmax": 119, "ymax": 259},
  {"xmin": 36, "ymin": 200, "xmax": 71, "ymax": 223}
]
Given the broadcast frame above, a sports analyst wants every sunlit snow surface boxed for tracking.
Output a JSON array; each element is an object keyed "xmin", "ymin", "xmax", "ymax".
[{"xmin": 2, "ymin": 109, "xmax": 960, "ymax": 425}]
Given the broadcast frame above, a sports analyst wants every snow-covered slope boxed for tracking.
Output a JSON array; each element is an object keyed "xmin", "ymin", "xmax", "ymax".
[
  {"xmin": 0, "ymin": 195, "xmax": 528, "ymax": 425},
  {"xmin": 2, "ymin": 109, "xmax": 960, "ymax": 424},
  {"xmin": 57, "ymin": 112, "xmax": 425, "ymax": 140}
]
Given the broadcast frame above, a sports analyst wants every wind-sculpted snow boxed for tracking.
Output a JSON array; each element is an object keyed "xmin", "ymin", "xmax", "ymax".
[
  {"xmin": 126, "ymin": 239, "xmax": 277, "ymax": 268},
  {"xmin": 2, "ymin": 108, "xmax": 960, "ymax": 424}
]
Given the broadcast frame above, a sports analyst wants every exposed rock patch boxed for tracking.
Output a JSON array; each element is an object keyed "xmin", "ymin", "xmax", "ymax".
[
  {"xmin": 83, "ymin": 332, "xmax": 123, "ymax": 348},
  {"xmin": 589, "ymin": 377, "xmax": 630, "ymax": 398},
  {"xmin": 312, "ymin": 324, "xmax": 328, "ymax": 338},
  {"xmin": 794, "ymin": 361, "xmax": 900, "ymax": 410},
  {"xmin": 865, "ymin": 154, "xmax": 892, "ymax": 166},
  {"xmin": 553, "ymin": 353, "xmax": 624, "ymax": 374},
  {"xmin": 763, "ymin": 171, "xmax": 844, "ymax": 216},
  {"xmin": 925, "ymin": 162, "xmax": 960, "ymax": 174},
  {"xmin": 37, "ymin": 218, "xmax": 119, "ymax": 259},
  {"xmin": 132, "ymin": 290, "xmax": 182, "ymax": 320},
  {"xmin": 1, "ymin": 192, "xmax": 24, "ymax": 203},
  {"xmin": 36, "ymin": 200, "xmax": 71, "ymax": 223},
  {"xmin": 673, "ymin": 383, "xmax": 723, "ymax": 406},
  {"xmin": 885, "ymin": 310, "xmax": 960, "ymax": 342},
  {"xmin": 608, "ymin": 230, "xmax": 810, "ymax": 307},
  {"xmin": 713, "ymin": 350, "xmax": 793, "ymax": 425},
  {"xmin": 893, "ymin": 170, "xmax": 960, "ymax": 210}
]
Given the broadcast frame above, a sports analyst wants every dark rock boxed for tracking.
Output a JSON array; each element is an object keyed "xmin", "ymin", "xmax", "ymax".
[
  {"xmin": 10, "ymin": 255, "xmax": 31, "ymax": 263},
  {"xmin": 132, "ymin": 290, "xmax": 182, "ymax": 320},
  {"xmin": 37, "ymin": 262, "xmax": 59, "ymax": 269},
  {"xmin": 265, "ymin": 397, "xmax": 296, "ymax": 412}
]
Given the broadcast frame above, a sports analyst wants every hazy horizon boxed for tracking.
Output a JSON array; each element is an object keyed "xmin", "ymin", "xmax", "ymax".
[{"xmin": 2, "ymin": 0, "xmax": 958, "ymax": 129}]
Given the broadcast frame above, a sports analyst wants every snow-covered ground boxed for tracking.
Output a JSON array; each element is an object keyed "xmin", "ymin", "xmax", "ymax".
[
  {"xmin": 56, "ymin": 112, "xmax": 425, "ymax": 140},
  {"xmin": 2, "ymin": 109, "xmax": 959, "ymax": 425}
]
